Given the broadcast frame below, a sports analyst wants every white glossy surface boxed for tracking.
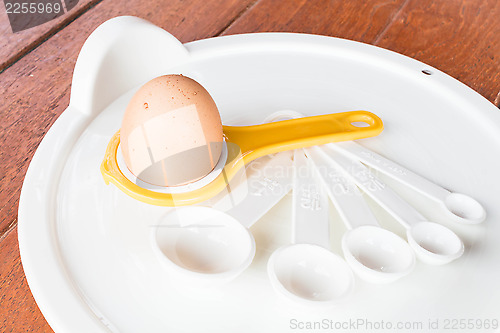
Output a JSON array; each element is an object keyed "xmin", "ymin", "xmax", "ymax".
[{"xmin": 18, "ymin": 16, "xmax": 500, "ymax": 333}]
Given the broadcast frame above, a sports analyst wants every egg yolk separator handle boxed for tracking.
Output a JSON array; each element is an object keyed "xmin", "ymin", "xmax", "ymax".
[
  {"xmin": 101, "ymin": 110, "xmax": 383, "ymax": 207},
  {"xmin": 223, "ymin": 110, "xmax": 382, "ymax": 163}
]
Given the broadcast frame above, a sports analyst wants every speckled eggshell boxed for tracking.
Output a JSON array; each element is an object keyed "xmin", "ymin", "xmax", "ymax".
[{"xmin": 120, "ymin": 75, "xmax": 223, "ymax": 187}]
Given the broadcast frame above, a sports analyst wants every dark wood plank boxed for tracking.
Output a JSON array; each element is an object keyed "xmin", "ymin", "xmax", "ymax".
[
  {"xmin": 222, "ymin": 0, "xmax": 407, "ymax": 44},
  {"xmin": 374, "ymin": 0, "xmax": 500, "ymax": 107},
  {"xmin": 0, "ymin": 0, "xmax": 101, "ymax": 72},
  {"xmin": 0, "ymin": 0, "xmax": 256, "ymax": 237},
  {"xmin": 0, "ymin": 227, "xmax": 52, "ymax": 332}
]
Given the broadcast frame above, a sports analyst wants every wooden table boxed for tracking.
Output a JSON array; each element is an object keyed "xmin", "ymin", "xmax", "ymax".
[{"xmin": 0, "ymin": 0, "xmax": 498, "ymax": 331}]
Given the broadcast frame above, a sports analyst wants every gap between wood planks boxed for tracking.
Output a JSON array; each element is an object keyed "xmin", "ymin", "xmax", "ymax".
[
  {"xmin": 215, "ymin": 0, "xmax": 260, "ymax": 36},
  {"xmin": 372, "ymin": 0, "xmax": 410, "ymax": 45},
  {"xmin": 495, "ymin": 90, "xmax": 500, "ymax": 108},
  {"xmin": 0, "ymin": 219, "xmax": 17, "ymax": 244}
]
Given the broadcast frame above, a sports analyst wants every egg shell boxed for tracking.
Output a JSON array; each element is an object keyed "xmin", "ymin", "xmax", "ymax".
[{"xmin": 120, "ymin": 75, "xmax": 223, "ymax": 187}]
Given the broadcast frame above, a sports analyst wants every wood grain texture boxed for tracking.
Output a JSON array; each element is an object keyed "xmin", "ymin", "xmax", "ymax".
[
  {"xmin": 0, "ymin": 0, "xmax": 256, "ymax": 237},
  {"xmin": 374, "ymin": 0, "xmax": 500, "ymax": 108},
  {"xmin": 0, "ymin": 227, "xmax": 52, "ymax": 332},
  {"xmin": 222, "ymin": 0, "xmax": 407, "ymax": 43},
  {"xmin": 0, "ymin": 0, "xmax": 102, "ymax": 72}
]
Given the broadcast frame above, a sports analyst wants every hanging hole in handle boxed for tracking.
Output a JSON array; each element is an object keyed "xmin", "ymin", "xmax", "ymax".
[
  {"xmin": 422, "ymin": 69, "xmax": 433, "ymax": 75},
  {"xmin": 347, "ymin": 113, "xmax": 376, "ymax": 128},
  {"xmin": 350, "ymin": 121, "xmax": 371, "ymax": 128}
]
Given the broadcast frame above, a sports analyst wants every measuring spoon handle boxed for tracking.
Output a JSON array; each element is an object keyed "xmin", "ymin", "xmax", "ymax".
[
  {"xmin": 292, "ymin": 150, "xmax": 330, "ymax": 248},
  {"xmin": 331, "ymin": 142, "xmax": 450, "ymax": 202},
  {"xmin": 305, "ymin": 146, "xmax": 380, "ymax": 230},
  {"xmin": 219, "ymin": 151, "xmax": 294, "ymax": 228},
  {"xmin": 322, "ymin": 145, "xmax": 425, "ymax": 229}
]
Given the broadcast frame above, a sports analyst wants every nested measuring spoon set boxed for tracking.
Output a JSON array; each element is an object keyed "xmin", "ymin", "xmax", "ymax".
[
  {"xmin": 265, "ymin": 111, "xmax": 485, "ymax": 304},
  {"xmin": 102, "ymin": 101, "xmax": 485, "ymax": 306}
]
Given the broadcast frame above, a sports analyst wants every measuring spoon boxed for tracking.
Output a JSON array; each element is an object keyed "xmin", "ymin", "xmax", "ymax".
[
  {"xmin": 267, "ymin": 150, "xmax": 354, "ymax": 304},
  {"xmin": 152, "ymin": 151, "xmax": 294, "ymax": 286},
  {"xmin": 322, "ymin": 145, "xmax": 465, "ymax": 265},
  {"xmin": 330, "ymin": 141, "xmax": 486, "ymax": 224},
  {"xmin": 305, "ymin": 147, "xmax": 415, "ymax": 284}
]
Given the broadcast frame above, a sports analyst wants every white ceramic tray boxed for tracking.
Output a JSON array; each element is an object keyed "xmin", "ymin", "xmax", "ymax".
[{"xmin": 18, "ymin": 16, "xmax": 500, "ymax": 332}]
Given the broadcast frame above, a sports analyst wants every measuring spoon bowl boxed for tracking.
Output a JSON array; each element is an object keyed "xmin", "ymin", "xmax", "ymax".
[
  {"xmin": 342, "ymin": 225, "xmax": 416, "ymax": 284},
  {"xmin": 443, "ymin": 192, "xmax": 486, "ymax": 224},
  {"xmin": 152, "ymin": 206, "xmax": 255, "ymax": 286},
  {"xmin": 407, "ymin": 221, "xmax": 465, "ymax": 265},
  {"xmin": 152, "ymin": 150, "xmax": 293, "ymax": 286},
  {"xmin": 268, "ymin": 243, "xmax": 354, "ymax": 304}
]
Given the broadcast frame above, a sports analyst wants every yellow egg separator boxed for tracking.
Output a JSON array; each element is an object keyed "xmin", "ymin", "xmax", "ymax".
[{"xmin": 101, "ymin": 110, "xmax": 383, "ymax": 206}]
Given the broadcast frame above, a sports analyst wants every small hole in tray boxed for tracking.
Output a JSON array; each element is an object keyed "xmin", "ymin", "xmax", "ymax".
[
  {"xmin": 422, "ymin": 69, "xmax": 433, "ymax": 75},
  {"xmin": 351, "ymin": 121, "xmax": 371, "ymax": 128}
]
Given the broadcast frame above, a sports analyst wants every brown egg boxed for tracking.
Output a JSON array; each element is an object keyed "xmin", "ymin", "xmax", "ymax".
[{"xmin": 120, "ymin": 75, "xmax": 223, "ymax": 187}]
